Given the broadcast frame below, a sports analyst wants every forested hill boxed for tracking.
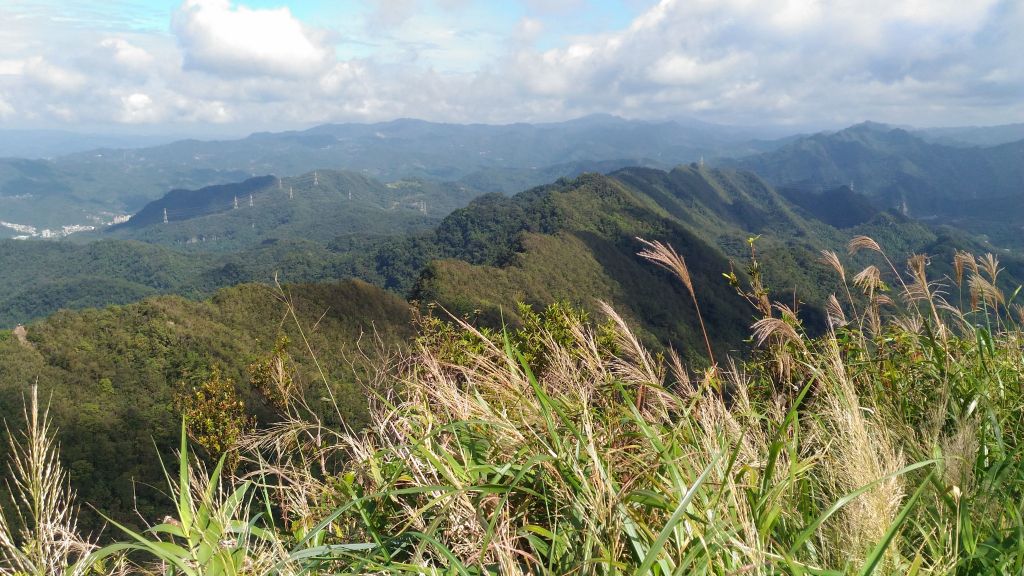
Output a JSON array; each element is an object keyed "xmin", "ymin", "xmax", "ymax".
[
  {"xmin": 0, "ymin": 238, "xmax": 370, "ymax": 327},
  {"xmin": 0, "ymin": 279, "xmax": 413, "ymax": 530},
  {"xmin": 727, "ymin": 122, "xmax": 1024, "ymax": 222},
  {"xmin": 402, "ymin": 165, "xmax": 1024, "ymax": 357},
  {"xmin": 0, "ymin": 169, "xmax": 475, "ymax": 325},
  {"xmin": 105, "ymin": 169, "xmax": 478, "ymax": 250},
  {"xmin": 5, "ymin": 160, "xmax": 1022, "ymax": 340}
]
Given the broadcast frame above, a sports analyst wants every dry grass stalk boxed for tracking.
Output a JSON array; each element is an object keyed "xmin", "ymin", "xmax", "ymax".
[
  {"xmin": 820, "ymin": 250, "xmax": 845, "ymax": 281},
  {"xmin": 847, "ymin": 235, "xmax": 882, "ymax": 255},
  {"xmin": 0, "ymin": 386, "xmax": 95, "ymax": 576},
  {"xmin": 953, "ymin": 250, "xmax": 977, "ymax": 287},
  {"xmin": 969, "ymin": 274, "xmax": 1004, "ymax": 309},
  {"xmin": 979, "ymin": 253, "xmax": 1001, "ymax": 283},
  {"xmin": 811, "ymin": 341, "xmax": 906, "ymax": 569},
  {"xmin": 751, "ymin": 316, "xmax": 798, "ymax": 347},
  {"xmin": 636, "ymin": 237, "xmax": 716, "ymax": 368},
  {"xmin": 825, "ymin": 294, "xmax": 847, "ymax": 328},
  {"xmin": 853, "ymin": 265, "xmax": 882, "ymax": 293}
]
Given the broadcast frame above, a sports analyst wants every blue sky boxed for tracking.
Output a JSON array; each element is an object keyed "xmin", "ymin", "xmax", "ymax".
[{"xmin": 0, "ymin": 0, "xmax": 1021, "ymax": 133}]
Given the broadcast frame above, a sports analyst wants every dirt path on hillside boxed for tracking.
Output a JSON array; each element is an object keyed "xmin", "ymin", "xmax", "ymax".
[{"xmin": 13, "ymin": 324, "xmax": 32, "ymax": 348}]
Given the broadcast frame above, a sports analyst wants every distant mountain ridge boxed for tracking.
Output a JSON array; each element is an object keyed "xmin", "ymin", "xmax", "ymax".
[
  {"xmin": 726, "ymin": 123, "xmax": 1024, "ymax": 234},
  {"xmin": 0, "ymin": 129, "xmax": 182, "ymax": 159},
  {"xmin": 0, "ymin": 116, "xmax": 781, "ymax": 234},
  {"xmin": 915, "ymin": 123, "xmax": 1024, "ymax": 147},
  {"xmin": 5, "ymin": 117, "xmax": 1022, "ymax": 236}
]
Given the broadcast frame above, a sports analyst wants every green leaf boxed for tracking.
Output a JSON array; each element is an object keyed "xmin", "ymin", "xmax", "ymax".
[{"xmin": 634, "ymin": 453, "xmax": 720, "ymax": 575}]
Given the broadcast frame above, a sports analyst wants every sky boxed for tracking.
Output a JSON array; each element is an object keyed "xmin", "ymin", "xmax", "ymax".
[{"xmin": 0, "ymin": 0, "xmax": 1021, "ymax": 135}]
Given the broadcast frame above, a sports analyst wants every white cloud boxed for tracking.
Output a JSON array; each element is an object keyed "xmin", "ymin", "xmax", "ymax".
[
  {"xmin": 0, "ymin": 60, "xmax": 26, "ymax": 76},
  {"xmin": 319, "ymin": 61, "xmax": 366, "ymax": 95},
  {"xmin": 516, "ymin": 17, "xmax": 544, "ymax": 41},
  {"xmin": 0, "ymin": 0, "xmax": 1021, "ymax": 131},
  {"xmin": 494, "ymin": 0, "xmax": 1016, "ymax": 126},
  {"xmin": 0, "ymin": 95, "xmax": 14, "ymax": 119},
  {"xmin": 172, "ymin": 0, "xmax": 332, "ymax": 77},
  {"xmin": 100, "ymin": 38, "xmax": 155, "ymax": 69},
  {"xmin": 46, "ymin": 104, "xmax": 76, "ymax": 122},
  {"xmin": 648, "ymin": 53, "xmax": 745, "ymax": 86},
  {"xmin": 119, "ymin": 92, "xmax": 162, "ymax": 123},
  {"xmin": 22, "ymin": 57, "xmax": 86, "ymax": 92},
  {"xmin": 524, "ymin": 0, "xmax": 585, "ymax": 15}
]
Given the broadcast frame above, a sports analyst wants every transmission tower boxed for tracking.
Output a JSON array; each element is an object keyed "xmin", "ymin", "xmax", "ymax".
[
  {"xmin": 234, "ymin": 196, "xmax": 239, "ymax": 209},
  {"xmin": 163, "ymin": 208, "xmax": 168, "ymax": 224}
]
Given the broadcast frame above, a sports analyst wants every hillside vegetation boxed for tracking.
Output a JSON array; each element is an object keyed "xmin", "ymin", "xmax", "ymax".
[
  {"xmin": 104, "ymin": 170, "xmax": 473, "ymax": 251},
  {"xmin": 407, "ymin": 166, "xmax": 1024, "ymax": 358},
  {"xmin": 3, "ymin": 237, "xmax": 1024, "ymax": 574},
  {"xmin": 0, "ymin": 279, "xmax": 412, "ymax": 530},
  {"xmin": 5, "ymin": 163, "xmax": 1023, "ymax": 356}
]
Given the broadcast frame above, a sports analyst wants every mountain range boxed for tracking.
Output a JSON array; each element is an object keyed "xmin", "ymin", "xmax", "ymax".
[
  {"xmin": 727, "ymin": 122, "xmax": 1024, "ymax": 246},
  {"xmin": 0, "ymin": 115, "xmax": 779, "ymax": 234}
]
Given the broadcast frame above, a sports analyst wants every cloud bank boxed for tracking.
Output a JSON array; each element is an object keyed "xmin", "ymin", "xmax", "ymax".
[{"xmin": 0, "ymin": 0, "xmax": 1020, "ymax": 132}]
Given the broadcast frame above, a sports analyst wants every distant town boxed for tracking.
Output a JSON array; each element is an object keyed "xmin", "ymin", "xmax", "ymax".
[{"xmin": 1, "ymin": 214, "xmax": 130, "ymax": 239}]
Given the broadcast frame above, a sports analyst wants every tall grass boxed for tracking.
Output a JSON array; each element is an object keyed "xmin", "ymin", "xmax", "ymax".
[
  {"xmin": 5, "ymin": 237, "xmax": 1024, "ymax": 574},
  {"xmin": 0, "ymin": 386, "xmax": 95, "ymax": 576}
]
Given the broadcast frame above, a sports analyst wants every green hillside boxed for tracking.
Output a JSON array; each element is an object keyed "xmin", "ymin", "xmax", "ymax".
[
  {"xmin": 0, "ymin": 238, "xmax": 371, "ymax": 326},
  {"xmin": 3, "ymin": 162, "xmax": 1024, "ymax": 570},
  {"xmin": 104, "ymin": 170, "xmax": 477, "ymax": 251},
  {"xmin": 0, "ymin": 279, "xmax": 412, "ymax": 529},
  {"xmin": 405, "ymin": 165, "xmax": 1024, "ymax": 361}
]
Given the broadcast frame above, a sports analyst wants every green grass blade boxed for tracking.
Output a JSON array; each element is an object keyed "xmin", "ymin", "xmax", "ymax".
[{"xmin": 635, "ymin": 453, "xmax": 720, "ymax": 575}]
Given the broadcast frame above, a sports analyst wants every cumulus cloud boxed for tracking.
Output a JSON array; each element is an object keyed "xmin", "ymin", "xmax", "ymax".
[
  {"xmin": 172, "ymin": 0, "xmax": 332, "ymax": 77},
  {"xmin": 21, "ymin": 57, "xmax": 87, "ymax": 92},
  {"xmin": 100, "ymin": 38, "xmax": 155, "ymax": 69},
  {"xmin": 498, "ymin": 0, "xmax": 1018, "ymax": 126},
  {"xmin": 0, "ymin": 0, "xmax": 1021, "ymax": 131},
  {"xmin": 118, "ymin": 92, "xmax": 161, "ymax": 123}
]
